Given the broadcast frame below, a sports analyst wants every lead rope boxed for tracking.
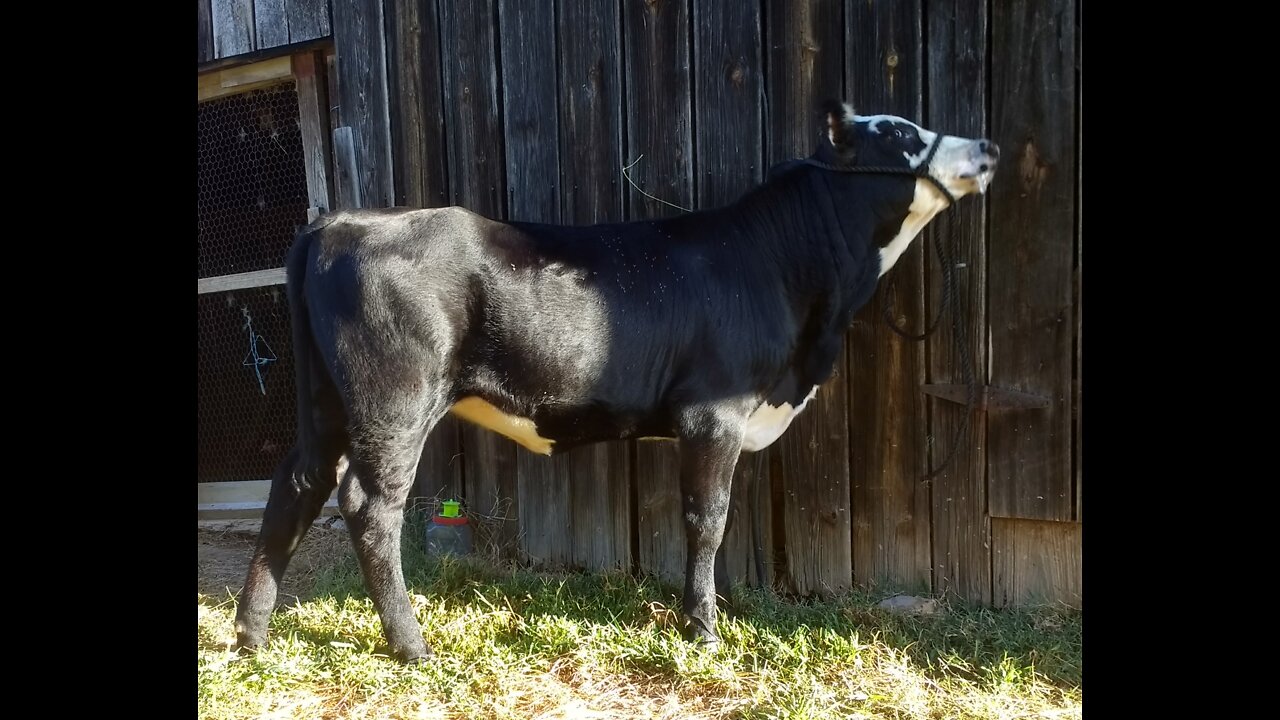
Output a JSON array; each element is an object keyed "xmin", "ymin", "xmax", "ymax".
[{"xmin": 877, "ymin": 224, "xmax": 973, "ymax": 480}]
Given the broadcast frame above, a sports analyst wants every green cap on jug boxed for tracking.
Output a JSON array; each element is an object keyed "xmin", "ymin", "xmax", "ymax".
[{"xmin": 441, "ymin": 499, "xmax": 461, "ymax": 518}]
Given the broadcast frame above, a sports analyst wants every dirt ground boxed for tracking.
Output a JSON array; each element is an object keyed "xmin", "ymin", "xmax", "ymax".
[{"xmin": 197, "ymin": 518, "xmax": 351, "ymax": 605}]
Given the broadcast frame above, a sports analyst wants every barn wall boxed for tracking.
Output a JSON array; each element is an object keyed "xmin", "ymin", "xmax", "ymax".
[
  {"xmin": 199, "ymin": 0, "xmax": 332, "ymax": 64},
  {"xmin": 197, "ymin": 0, "xmax": 1082, "ymax": 608}
]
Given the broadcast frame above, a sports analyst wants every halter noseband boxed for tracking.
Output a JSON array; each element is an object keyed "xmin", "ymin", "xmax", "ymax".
[{"xmin": 801, "ymin": 133, "xmax": 956, "ymax": 205}]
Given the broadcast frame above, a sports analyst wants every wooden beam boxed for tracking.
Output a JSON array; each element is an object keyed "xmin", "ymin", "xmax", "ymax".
[
  {"xmin": 294, "ymin": 51, "xmax": 332, "ymax": 213},
  {"xmin": 198, "ymin": 55, "xmax": 293, "ymax": 102},
  {"xmin": 197, "ymin": 480, "xmax": 339, "ymax": 520},
  {"xmin": 198, "ymin": 267, "xmax": 286, "ymax": 294}
]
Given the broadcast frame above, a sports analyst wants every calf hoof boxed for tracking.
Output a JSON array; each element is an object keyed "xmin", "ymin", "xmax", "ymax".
[
  {"xmin": 682, "ymin": 617, "xmax": 721, "ymax": 648},
  {"xmin": 233, "ymin": 622, "xmax": 266, "ymax": 652},
  {"xmin": 392, "ymin": 642, "xmax": 434, "ymax": 665}
]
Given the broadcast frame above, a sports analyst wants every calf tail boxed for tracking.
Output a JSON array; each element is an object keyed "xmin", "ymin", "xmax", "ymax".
[{"xmin": 285, "ymin": 216, "xmax": 334, "ymax": 474}]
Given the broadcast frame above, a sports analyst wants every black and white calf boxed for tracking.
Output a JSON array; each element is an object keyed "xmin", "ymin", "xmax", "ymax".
[{"xmin": 234, "ymin": 101, "xmax": 998, "ymax": 662}]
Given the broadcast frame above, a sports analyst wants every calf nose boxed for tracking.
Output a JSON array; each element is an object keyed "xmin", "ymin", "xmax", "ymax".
[{"xmin": 978, "ymin": 139, "xmax": 1000, "ymax": 160}]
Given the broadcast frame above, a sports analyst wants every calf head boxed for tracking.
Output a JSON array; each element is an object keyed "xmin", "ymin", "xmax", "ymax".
[{"xmin": 824, "ymin": 100, "xmax": 999, "ymax": 203}]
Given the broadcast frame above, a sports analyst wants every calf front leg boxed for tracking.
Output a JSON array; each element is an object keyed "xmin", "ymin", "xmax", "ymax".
[{"xmin": 677, "ymin": 408, "xmax": 746, "ymax": 646}]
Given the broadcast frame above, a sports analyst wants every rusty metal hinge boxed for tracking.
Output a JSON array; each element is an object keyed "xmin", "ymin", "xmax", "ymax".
[{"xmin": 921, "ymin": 384, "xmax": 1051, "ymax": 411}]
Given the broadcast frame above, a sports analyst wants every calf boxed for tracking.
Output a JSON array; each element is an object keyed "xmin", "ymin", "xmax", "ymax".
[{"xmin": 234, "ymin": 101, "xmax": 998, "ymax": 662}]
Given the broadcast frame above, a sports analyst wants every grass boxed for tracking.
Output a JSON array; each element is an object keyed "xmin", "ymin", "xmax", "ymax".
[{"xmin": 198, "ymin": 517, "xmax": 1081, "ymax": 720}]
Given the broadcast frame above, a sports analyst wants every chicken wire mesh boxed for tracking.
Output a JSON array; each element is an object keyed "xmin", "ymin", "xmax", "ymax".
[
  {"xmin": 198, "ymin": 287, "xmax": 298, "ymax": 483},
  {"xmin": 198, "ymin": 79, "xmax": 308, "ymax": 483},
  {"xmin": 198, "ymin": 81, "xmax": 309, "ymax": 279}
]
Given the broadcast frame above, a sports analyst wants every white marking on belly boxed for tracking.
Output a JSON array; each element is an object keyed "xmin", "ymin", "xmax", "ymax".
[
  {"xmin": 450, "ymin": 396, "xmax": 555, "ymax": 455},
  {"xmin": 741, "ymin": 385, "xmax": 819, "ymax": 452},
  {"xmin": 878, "ymin": 181, "xmax": 950, "ymax": 277}
]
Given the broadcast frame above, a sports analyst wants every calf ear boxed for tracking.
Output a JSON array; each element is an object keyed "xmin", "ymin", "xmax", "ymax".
[{"xmin": 823, "ymin": 99, "xmax": 858, "ymax": 159}]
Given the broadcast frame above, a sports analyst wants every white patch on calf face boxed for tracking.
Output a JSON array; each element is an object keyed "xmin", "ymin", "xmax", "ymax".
[
  {"xmin": 741, "ymin": 385, "xmax": 819, "ymax": 452},
  {"xmin": 879, "ymin": 181, "xmax": 950, "ymax": 277},
  {"xmin": 856, "ymin": 114, "xmax": 940, "ymax": 168},
  {"xmin": 855, "ymin": 113, "xmax": 998, "ymax": 200}
]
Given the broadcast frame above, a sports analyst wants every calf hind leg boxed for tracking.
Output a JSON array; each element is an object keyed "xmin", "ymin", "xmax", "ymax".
[
  {"xmin": 339, "ymin": 410, "xmax": 443, "ymax": 663},
  {"xmin": 234, "ymin": 436, "xmax": 345, "ymax": 650}
]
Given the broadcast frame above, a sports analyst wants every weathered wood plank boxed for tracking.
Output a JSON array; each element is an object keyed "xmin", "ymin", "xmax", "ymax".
[
  {"xmin": 199, "ymin": 0, "xmax": 215, "ymax": 64},
  {"xmin": 254, "ymin": 0, "xmax": 290, "ymax": 49},
  {"xmin": 294, "ymin": 52, "xmax": 332, "ymax": 213},
  {"xmin": 778, "ymin": 353, "xmax": 852, "ymax": 597},
  {"xmin": 384, "ymin": 0, "xmax": 459, "ymax": 508},
  {"xmin": 331, "ymin": 0, "xmax": 395, "ymax": 208},
  {"xmin": 197, "ymin": 267, "xmax": 286, "ymax": 294},
  {"xmin": 439, "ymin": 0, "xmax": 514, "ymax": 554},
  {"xmin": 845, "ymin": 0, "xmax": 930, "ymax": 595},
  {"xmin": 992, "ymin": 518, "xmax": 1081, "ymax": 608},
  {"xmin": 693, "ymin": 0, "xmax": 762, "ymax": 209},
  {"xmin": 557, "ymin": 0, "xmax": 631, "ymax": 574},
  {"xmin": 386, "ymin": 0, "xmax": 449, "ymax": 208},
  {"xmin": 286, "ymin": 0, "xmax": 331, "ymax": 43},
  {"xmin": 988, "ymin": 0, "xmax": 1077, "ymax": 521},
  {"xmin": 499, "ymin": 0, "xmax": 569, "ymax": 566},
  {"xmin": 923, "ymin": 0, "xmax": 990, "ymax": 605},
  {"xmin": 1075, "ymin": 6, "xmax": 1082, "ymax": 523},
  {"xmin": 500, "ymin": 0, "xmax": 561, "ymax": 222},
  {"xmin": 692, "ymin": 0, "xmax": 769, "ymax": 588},
  {"xmin": 766, "ymin": 0, "xmax": 848, "ymax": 597},
  {"xmin": 623, "ymin": 0, "xmax": 693, "ymax": 217},
  {"xmin": 212, "ymin": 0, "xmax": 255, "ymax": 59},
  {"xmin": 332, "ymin": 126, "xmax": 361, "ymax": 209},
  {"xmin": 625, "ymin": 0, "xmax": 694, "ymax": 587},
  {"xmin": 722, "ymin": 453, "xmax": 773, "ymax": 587}
]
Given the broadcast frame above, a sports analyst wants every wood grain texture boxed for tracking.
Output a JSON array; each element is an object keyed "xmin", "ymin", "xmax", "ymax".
[
  {"xmin": 1075, "ymin": 4, "xmax": 1082, "ymax": 523},
  {"xmin": 845, "ymin": 0, "xmax": 930, "ymax": 595},
  {"xmin": 924, "ymin": 0, "xmax": 990, "ymax": 604},
  {"xmin": 722, "ymin": 452, "xmax": 773, "ymax": 587},
  {"xmin": 286, "ymin": 0, "xmax": 331, "ymax": 43},
  {"xmin": 987, "ymin": 0, "xmax": 1077, "ymax": 521},
  {"xmin": 500, "ymin": 0, "xmax": 569, "ymax": 566},
  {"xmin": 294, "ymin": 52, "xmax": 333, "ymax": 213},
  {"xmin": 557, "ymin": 0, "xmax": 631, "ymax": 574},
  {"xmin": 992, "ymin": 518, "xmax": 1081, "ymax": 608},
  {"xmin": 254, "ymin": 0, "xmax": 289, "ymax": 49},
  {"xmin": 387, "ymin": 0, "xmax": 449, "ymax": 208},
  {"xmin": 384, "ymin": 0, "xmax": 459, "ymax": 507},
  {"xmin": 439, "ymin": 0, "xmax": 514, "ymax": 554},
  {"xmin": 199, "ymin": 0, "xmax": 215, "ymax": 64},
  {"xmin": 693, "ymin": 0, "xmax": 768, "ymax": 588},
  {"xmin": 212, "ymin": 0, "xmax": 255, "ymax": 58},
  {"xmin": 331, "ymin": 0, "xmax": 395, "ymax": 208},
  {"xmin": 766, "ymin": 0, "xmax": 848, "ymax": 597},
  {"xmin": 625, "ymin": 0, "xmax": 695, "ymax": 587},
  {"xmin": 332, "ymin": 125, "xmax": 361, "ymax": 208}
]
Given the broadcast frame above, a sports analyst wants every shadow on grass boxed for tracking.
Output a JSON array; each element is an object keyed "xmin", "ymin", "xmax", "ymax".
[{"xmin": 283, "ymin": 522, "xmax": 1080, "ymax": 691}]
